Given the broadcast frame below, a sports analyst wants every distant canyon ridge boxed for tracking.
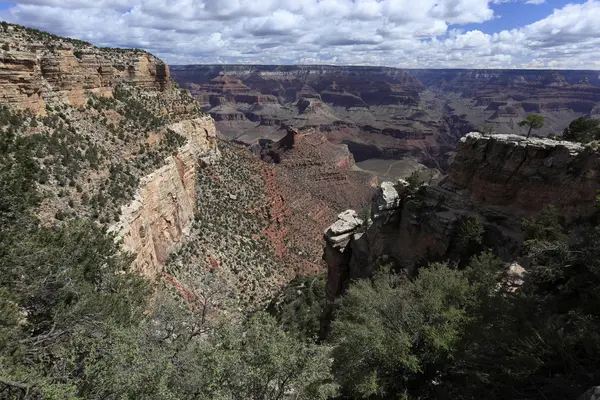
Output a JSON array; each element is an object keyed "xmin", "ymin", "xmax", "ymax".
[{"xmin": 171, "ymin": 65, "xmax": 600, "ymax": 180}]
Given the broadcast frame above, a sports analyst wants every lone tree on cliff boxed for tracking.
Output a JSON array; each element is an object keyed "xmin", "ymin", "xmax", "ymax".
[{"xmin": 519, "ymin": 114, "xmax": 545, "ymax": 138}]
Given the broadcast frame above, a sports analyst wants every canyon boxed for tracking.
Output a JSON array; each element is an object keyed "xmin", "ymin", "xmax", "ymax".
[
  {"xmin": 5, "ymin": 22, "xmax": 600, "ymax": 310},
  {"xmin": 0, "ymin": 24, "xmax": 369, "ymax": 309},
  {"xmin": 3, "ymin": 21, "xmax": 600, "ymax": 399},
  {"xmin": 172, "ymin": 65, "xmax": 600, "ymax": 182}
]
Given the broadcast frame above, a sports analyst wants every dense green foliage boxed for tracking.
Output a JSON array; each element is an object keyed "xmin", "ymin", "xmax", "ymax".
[
  {"xmin": 452, "ymin": 215, "xmax": 484, "ymax": 262},
  {"xmin": 563, "ymin": 116, "xmax": 600, "ymax": 143},
  {"xmin": 268, "ymin": 275, "xmax": 327, "ymax": 340},
  {"xmin": 331, "ymin": 264, "xmax": 474, "ymax": 398},
  {"xmin": 76, "ymin": 308, "xmax": 336, "ymax": 400},
  {"xmin": 329, "ymin": 205, "xmax": 600, "ymax": 399},
  {"xmin": 0, "ymin": 112, "xmax": 151, "ymax": 398}
]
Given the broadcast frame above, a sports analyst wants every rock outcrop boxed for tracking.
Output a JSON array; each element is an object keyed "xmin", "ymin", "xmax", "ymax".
[
  {"xmin": 0, "ymin": 24, "xmax": 221, "ymax": 279},
  {"xmin": 110, "ymin": 116, "xmax": 218, "ymax": 277},
  {"xmin": 0, "ymin": 25, "xmax": 170, "ymax": 113},
  {"xmin": 323, "ymin": 210, "xmax": 365, "ymax": 301},
  {"xmin": 323, "ymin": 132, "xmax": 600, "ymax": 300},
  {"xmin": 447, "ymin": 132, "xmax": 599, "ymax": 222},
  {"xmin": 324, "ymin": 210, "xmax": 364, "ymax": 251}
]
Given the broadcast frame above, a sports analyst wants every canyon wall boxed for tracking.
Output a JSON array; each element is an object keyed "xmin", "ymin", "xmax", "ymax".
[
  {"xmin": 447, "ymin": 133, "xmax": 600, "ymax": 222},
  {"xmin": 110, "ymin": 116, "xmax": 218, "ymax": 278},
  {"xmin": 1, "ymin": 24, "xmax": 220, "ymax": 278},
  {"xmin": 173, "ymin": 65, "xmax": 600, "ymax": 187},
  {"xmin": 1, "ymin": 25, "xmax": 170, "ymax": 113},
  {"xmin": 323, "ymin": 133, "xmax": 600, "ymax": 300}
]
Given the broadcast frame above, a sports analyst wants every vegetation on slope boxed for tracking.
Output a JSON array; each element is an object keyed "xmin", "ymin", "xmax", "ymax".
[
  {"xmin": 0, "ymin": 80, "xmax": 205, "ymax": 226},
  {"xmin": 563, "ymin": 116, "xmax": 600, "ymax": 144},
  {"xmin": 0, "ymin": 21, "xmax": 92, "ymax": 47},
  {"xmin": 165, "ymin": 139, "xmax": 288, "ymax": 310},
  {"xmin": 0, "ymin": 97, "xmax": 337, "ymax": 399},
  {"xmin": 324, "ymin": 205, "xmax": 600, "ymax": 399}
]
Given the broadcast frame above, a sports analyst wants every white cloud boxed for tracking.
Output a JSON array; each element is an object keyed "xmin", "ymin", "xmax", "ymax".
[{"xmin": 0, "ymin": 0, "xmax": 598, "ymax": 68}]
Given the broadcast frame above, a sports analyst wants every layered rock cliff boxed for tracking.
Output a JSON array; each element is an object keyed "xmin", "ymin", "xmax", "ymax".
[
  {"xmin": 447, "ymin": 133, "xmax": 598, "ymax": 222},
  {"xmin": 110, "ymin": 117, "xmax": 218, "ymax": 277},
  {"xmin": 1, "ymin": 23, "xmax": 219, "ymax": 279},
  {"xmin": 1, "ymin": 24, "xmax": 170, "ymax": 113},
  {"xmin": 323, "ymin": 133, "xmax": 600, "ymax": 300}
]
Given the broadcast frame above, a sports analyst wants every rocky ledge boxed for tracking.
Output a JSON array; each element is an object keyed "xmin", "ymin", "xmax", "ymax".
[
  {"xmin": 323, "ymin": 132, "xmax": 600, "ymax": 300},
  {"xmin": 0, "ymin": 24, "xmax": 171, "ymax": 113},
  {"xmin": 448, "ymin": 132, "xmax": 598, "ymax": 222}
]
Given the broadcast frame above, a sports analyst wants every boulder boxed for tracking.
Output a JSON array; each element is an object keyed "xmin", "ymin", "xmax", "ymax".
[
  {"xmin": 324, "ymin": 209, "xmax": 363, "ymax": 251},
  {"xmin": 503, "ymin": 262, "xmax": 526, "ymax": 292},
  {"xmin": 376, "ymin": 182, "xmax": 400, "ymax": 212}
]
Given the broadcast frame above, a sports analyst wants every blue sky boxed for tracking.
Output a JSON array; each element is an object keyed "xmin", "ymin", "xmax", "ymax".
[
  {"xmin": 455, "ymin": 1, "xmax": 563, "ymax": 33},
  {"xmin": 0, "ymin": 0, "xmax": 599, "ymax": 68}
]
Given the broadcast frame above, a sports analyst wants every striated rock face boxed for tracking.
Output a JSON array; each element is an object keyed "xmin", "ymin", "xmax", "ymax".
[
  {"xmin": 323, "ymin": 132, "xmax": 600, "ymax": 299},
  {"xmin": 447, "ymin": 132, "xmax": 599, "ymax": 222},
  {"xmin": 0, "ymin": 26, "xmax": 170, "ymax": 113},
  {"xmin": 110, "ymin": 116, "xmax": 218, "ymax": 277}
]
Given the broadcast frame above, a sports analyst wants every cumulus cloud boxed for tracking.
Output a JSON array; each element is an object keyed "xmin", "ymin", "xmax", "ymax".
[{"xmin": 0, "ymin": 0, "xmax": 598, "ymax": 68}]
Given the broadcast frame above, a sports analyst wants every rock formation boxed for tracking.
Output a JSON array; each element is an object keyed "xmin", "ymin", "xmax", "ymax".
[
  {"xmin": 0, "ymin": 24, "xmax": 170, "ymax": 113},
  {"xmin": 1, "ymin": 23, "xmax": 219, "ymax": 280},
  {"xmin": 110, "ymin": 117, "xmax": 218, "ymax": 277},
  {"xmin": 323, "ymin": 132, "xmax": 600, "ymax": 300},
  {"xmin": 447, "ymin": 133, "xmax": 599, "ymax": 222}
]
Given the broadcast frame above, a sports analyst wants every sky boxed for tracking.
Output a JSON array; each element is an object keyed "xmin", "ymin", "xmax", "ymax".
[{"xmin": 0, "ymin": 0, "xmax": 599, "ymax": 69}]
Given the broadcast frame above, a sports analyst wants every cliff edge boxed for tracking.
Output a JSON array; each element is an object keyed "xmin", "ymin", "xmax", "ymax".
[
  {"xmin": 1, "ymin": 24, "xmax": 170, "ymax": 113},
  {"xmin": 447, "ymin": 133, "xmax": 597, "ymax": 222},
  {"xmin": 323, "ymin": 133, "xmax": 600, "ymax": 300},
  {"xmin": 1, "ymin": 23, "xmax": 219, "ymax": 278}
]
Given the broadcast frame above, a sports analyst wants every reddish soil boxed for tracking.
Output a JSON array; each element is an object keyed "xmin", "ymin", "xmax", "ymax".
[{"xmin": 258, "ymin": 130, "xmax": 372, "ymax": 278}]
